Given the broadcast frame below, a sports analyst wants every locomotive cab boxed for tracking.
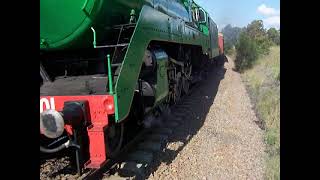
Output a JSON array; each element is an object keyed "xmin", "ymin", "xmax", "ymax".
[{"xmin": 191, "ymin": 2, "xmax": 209, "ymax": 35}]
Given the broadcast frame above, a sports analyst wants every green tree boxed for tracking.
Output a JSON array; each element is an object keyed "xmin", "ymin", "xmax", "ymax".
[
  {"xmin": 234, "ymin": 20, "xmax": 275, "ymax": 72},
  {"xmin": 224, "ymin": 41, "xmax": 233, "ymax": 54},
  {"xmin": 267, "ymin": 28, "xmax": 280, "ymax": 45},
  {"xmin": 245, "ymin": 20, "xmax": 271, "ymax": 55},
  {"xmin": 221, "ymin": 24, "xmax": 242, "ymax": 54},
  {"xmin": 246, "ymin": 20, "xmax": 265, "ymax": 39},
  {"xmin": 235, "ymin": 32, "xmax": 259, "ymax": 72}
]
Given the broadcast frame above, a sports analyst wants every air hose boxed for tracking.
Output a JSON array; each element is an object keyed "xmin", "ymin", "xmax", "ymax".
[{"xmin": 40, "ymin": 140, "xmax": 80, "ymax": 153}]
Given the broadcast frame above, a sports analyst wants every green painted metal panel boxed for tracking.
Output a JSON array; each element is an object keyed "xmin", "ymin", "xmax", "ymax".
[
  {"xmin": 115, "ymin": 5, "xmax": 215, "ymax": 121},
  {"xmin": 40, "ymin": 0, "xmax": 99, "ymax": 50},
  {"xmin": 154, "ymin": 58, "xmax": 169, "ymax": 103},
  {"xmin": 40, "ymin": 0, "xmax": 216, "ymax": 52},
  {"xmin": 200, "ymin": 24, "xmax": 209, "ymax": 36},
  {"xmin": 40, "ymin": 0, "xmax": 151, "ymax": 51},
  {"xmin": 208, "ymin": 18, "xmax": 219, "ymax": 58},
  {"xmin": 40, "ymin": 0, "xmax": 220, "ymax": 121}
]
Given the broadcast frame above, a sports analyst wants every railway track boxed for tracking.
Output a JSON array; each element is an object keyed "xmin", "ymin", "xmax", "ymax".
[
  {"xmin": 99, "ymin": 87, "xmax": 201, "ymax": 180},
  {"xmin": 92, "ymin": 82, "xmax": 203, "ymax": 180},
  {"xmin": 40, "ymin": 68, "xmax": 212, "ymax": 180}
]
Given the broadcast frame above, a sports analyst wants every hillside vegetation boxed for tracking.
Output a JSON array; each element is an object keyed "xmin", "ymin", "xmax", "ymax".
[
  {"xmin": 242, "ymin": 46, "xmax": 280, "ymax": 179},
  {"xmin": 224, "ymin": 20, "xmax": 280, "ymax": 179}
]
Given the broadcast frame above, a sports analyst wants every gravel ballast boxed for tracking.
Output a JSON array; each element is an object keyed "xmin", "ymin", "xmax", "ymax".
[{"xmin": 147, "ymin": 57, "xmax": 266, "ymax": 180}]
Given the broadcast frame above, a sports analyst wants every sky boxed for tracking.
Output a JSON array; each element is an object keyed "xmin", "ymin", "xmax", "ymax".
[{"xmin": 194, "ymin": 0, "xmax": 280, "ymax": 30}]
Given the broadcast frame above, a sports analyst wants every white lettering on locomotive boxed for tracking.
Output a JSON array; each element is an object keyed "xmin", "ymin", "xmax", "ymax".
[{"xmin": 40, "ymin": 97, "xmax": 55, "ymax": 113}]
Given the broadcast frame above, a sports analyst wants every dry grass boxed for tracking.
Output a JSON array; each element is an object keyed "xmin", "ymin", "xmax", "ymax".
[{"xmin": 241, "ymin": 46, "xmax": 280, "ymax": 180}]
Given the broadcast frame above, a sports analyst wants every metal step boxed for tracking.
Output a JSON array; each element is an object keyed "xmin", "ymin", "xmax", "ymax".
[
  {"xmin": 113, "ymin": 23, "xmax": 136, "ymax": 30},
  {"xmin": 111, "ymin": 63, "xmax": 122, "ymax": 67},
  {"xmin": 95, "ymin": 43, "xmax": 129, "ymax": 49}
]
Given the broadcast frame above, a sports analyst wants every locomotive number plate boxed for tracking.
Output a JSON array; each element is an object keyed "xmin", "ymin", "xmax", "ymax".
[{"xmin": 40, "ymin": 97, "xmax": 55, "ymax": 113}]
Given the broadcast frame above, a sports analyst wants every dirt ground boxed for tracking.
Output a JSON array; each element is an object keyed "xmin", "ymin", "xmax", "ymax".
[{"xmin": 146, "ymin": 56, "xmax": 266, "ymax": 180}]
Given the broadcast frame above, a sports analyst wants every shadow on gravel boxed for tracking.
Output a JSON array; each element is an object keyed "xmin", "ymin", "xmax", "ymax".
[
  {"xmin": 144, "ymin": 58, "xmax": 228, "ymax": 179},
  {"xmin": 40, "ymin": 57, "xmax": 228, "ymax": 180}
]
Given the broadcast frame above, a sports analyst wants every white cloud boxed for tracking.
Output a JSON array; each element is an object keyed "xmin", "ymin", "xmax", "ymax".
[
  {"xmin": 264, "ymin": 16, "xmax": 280, "ymax": 29},
  {"xmin": 257, "ymin": 4, "xmax": 280, "ymax": 16},
  {"xmin": 257, "ymin": 4, "xmax": 280, "ymax": 29}
]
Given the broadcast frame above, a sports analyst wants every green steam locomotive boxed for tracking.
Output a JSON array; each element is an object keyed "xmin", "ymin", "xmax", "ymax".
[{"xmin": 40, "ymin": 0, "xmax": 222, "ymax": 173}]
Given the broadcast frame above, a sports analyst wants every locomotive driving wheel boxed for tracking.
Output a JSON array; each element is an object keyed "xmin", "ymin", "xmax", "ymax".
[
  {"xmin": 181, "ymin": 48, "xmax": 192, "ymax": 95},
  {"xmin": 182, "ymin": 63, "xmax": 192, "ymax": 95},
  {"xmin": 105, "ymin": 122, "xmax": 124, "ymax": 158},
  {"xmin": 173, "ymin": 72, "xmax": 183, "ymax": 104}
]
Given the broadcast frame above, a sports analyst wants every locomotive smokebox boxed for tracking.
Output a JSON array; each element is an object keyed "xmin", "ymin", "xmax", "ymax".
[{"xmin": 40, "ymin": 109, "xmax": 65, "ymax": 139}]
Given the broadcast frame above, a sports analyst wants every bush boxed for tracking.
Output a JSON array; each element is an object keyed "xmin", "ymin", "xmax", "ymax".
[
  {"xmin": 267, "ymin": 28, "xmax": 280, "ymax": 45},
  {"xmin": 234, "ymin": 20, "xmax": 275, "ymax": 72},
  {"xmin": 224, "ymin": 41, "xmax": 233, "ymax": 54},
  {"xmin": 234, "ymin": 32, "xmax": 259, "ymax": 72},
  {"xmin": 256, "ymin": 37, "xmax": 272, "ymax": 55}
]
